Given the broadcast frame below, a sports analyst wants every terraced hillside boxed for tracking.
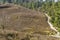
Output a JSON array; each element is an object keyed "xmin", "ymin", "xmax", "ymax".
[{"xmin": 0, "ymin": 4, "xmax": 60, "ymax": 40}]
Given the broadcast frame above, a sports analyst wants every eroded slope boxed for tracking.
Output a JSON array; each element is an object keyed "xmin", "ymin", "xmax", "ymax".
[{"xmin": 0, "ymin": 5, "xmax": 60, "ymax": 40}]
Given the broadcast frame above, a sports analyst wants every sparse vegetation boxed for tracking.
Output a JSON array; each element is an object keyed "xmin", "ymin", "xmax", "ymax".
[{"xmin": 0, "ymin": 0, "xmax": 60, "ymax": 40}]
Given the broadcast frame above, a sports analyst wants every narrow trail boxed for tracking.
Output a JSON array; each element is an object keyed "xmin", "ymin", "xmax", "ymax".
[{"xmin": 45, "ymin": 13, "xmax": 60, "ymax": 38}]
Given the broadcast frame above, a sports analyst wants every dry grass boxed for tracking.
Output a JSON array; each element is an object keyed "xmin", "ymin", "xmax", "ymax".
[{"xmin": 0, "ymin": 4, "xmax": 59, "ymax": 40}]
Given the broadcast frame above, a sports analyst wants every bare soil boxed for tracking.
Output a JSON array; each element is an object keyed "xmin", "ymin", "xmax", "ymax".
[{"xmin": 0, "ymin": 4, "xmax": 60, "ymax": 40}]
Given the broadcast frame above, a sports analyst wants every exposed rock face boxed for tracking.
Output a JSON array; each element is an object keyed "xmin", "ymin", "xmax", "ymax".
[{"xmin": 0, "ymin": 5, "xmax": 60, "ymax": 40}]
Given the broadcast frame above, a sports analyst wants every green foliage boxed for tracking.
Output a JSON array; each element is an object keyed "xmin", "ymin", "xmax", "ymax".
[
  {"xmin": 40, "ymin": 1, "xmax": 60, "ymax": 32},
  {"xmin": 1, "ymin": 0, "xmax": 42, "ymax": 10}
]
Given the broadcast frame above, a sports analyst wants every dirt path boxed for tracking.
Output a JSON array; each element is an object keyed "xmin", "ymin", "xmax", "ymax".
[{"xmin": 45, "ymin": 13, "xmax": 60, "ymax": 38}]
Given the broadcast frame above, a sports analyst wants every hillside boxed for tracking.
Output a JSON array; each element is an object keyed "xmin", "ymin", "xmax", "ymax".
[{"xmin": 0, "ymin": 4, "xmax": 60, "ymax": 40}]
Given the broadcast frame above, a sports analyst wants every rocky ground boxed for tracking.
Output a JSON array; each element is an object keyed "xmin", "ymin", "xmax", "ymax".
[{"xmin": 0, "ymin": 4, "xmax": 60, "ymax": 40}]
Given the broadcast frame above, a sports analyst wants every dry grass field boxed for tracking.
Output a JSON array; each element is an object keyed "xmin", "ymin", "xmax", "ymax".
[{"xmin": 0, "ymin": 4, "xmax": 60, "ymax": 40}]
